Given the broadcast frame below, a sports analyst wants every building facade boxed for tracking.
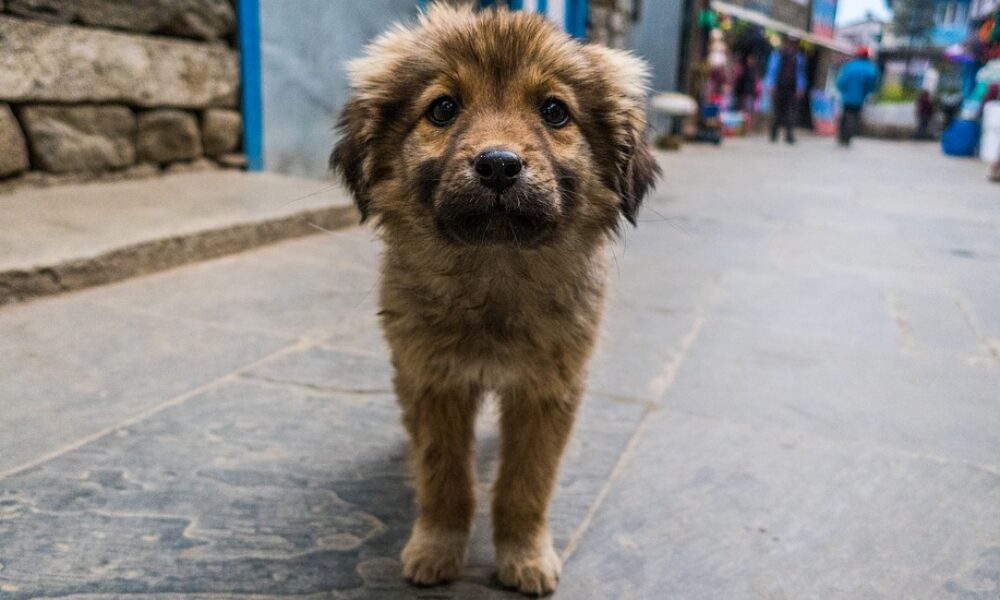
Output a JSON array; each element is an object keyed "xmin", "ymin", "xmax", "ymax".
[{"xmin": 836, "ymin": 14, "xmax": 887, "ymax": 52}]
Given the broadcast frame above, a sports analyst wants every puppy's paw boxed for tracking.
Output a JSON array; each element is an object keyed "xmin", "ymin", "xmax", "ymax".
[
  {"xmin": 496, "ymin": 536, "xmax": 561, "ymax": 596},
  {"xmin": 401, "ymin": 524, "xmax": 468, "ymax": 586}
]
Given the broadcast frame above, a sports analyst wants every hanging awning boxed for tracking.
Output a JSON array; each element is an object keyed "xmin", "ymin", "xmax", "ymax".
[{"xmin": 710, "ymin": 0, "xmax": 855, "ymax": 55}]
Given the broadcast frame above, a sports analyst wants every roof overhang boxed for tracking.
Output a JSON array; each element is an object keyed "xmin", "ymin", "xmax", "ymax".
[{"xmin": 710, "ymin": 0, "xmax": 855, "ymax": 55}]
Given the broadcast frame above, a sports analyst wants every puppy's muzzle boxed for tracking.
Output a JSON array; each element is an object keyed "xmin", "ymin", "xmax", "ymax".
[{"xmin": 437, "ymin": 196, "xmax": 556, "ymax": 247}]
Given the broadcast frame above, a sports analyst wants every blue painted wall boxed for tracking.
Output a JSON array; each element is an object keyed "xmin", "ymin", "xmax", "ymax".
[
  {"xmin": 628, "ymin": 0, "xmax": 685, "ymax": 92},
  {"xmin": 259, "ymin": 0, "xmax": 420, "ymax": 178}
]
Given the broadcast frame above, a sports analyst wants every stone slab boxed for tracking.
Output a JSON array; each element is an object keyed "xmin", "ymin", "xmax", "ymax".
[
  {"xmin": 83, "ymin": 229, "xmax": 381, "ymax": 341},
  {"xmin": 0, "ymin": 171, "xmax": 358, "ymax": 303},
  {"xmin": 586, "ymin": 298, "xmax": 703, "ymax": 403},
  {"xmin": 0, "ymin": 382, "xmax": 406, "ymax": 599},
  {"xmin": 558, "ymin": 409, "xmax": 1000, "ymax": 600},
  {"xmin": 0, "ymin": 16, "xmax": 238, "ymax": 108},
  {"xmin": 243, "ymin": 346, "xmax": 395, "ymax": 394},
  {"xmin": 663, "ymin": 316, "xmax": 1000, "ymax": 467},
  {"xmin": 5, "ymin": 0, "xmax": 235, "ymax": 40},
  {"xmin": 0, "ymin": 376, "xmax": 644, "ymax": 599},
  {"xmin": 709, "ymin": 267, "xmax": 901, "ymax": 349},
  {"xmin": 0, "ymin": 297, "xmax": 289, "ymax": 474},
  {"xmin": 890, "ymin": 288, "xmax": 990, "ymax": 358}
]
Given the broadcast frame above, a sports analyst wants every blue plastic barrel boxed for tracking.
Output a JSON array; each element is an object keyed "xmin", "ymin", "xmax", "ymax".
[{"xmin": 941, "ymin": 120, "xmax": 981, "ymax": 157}]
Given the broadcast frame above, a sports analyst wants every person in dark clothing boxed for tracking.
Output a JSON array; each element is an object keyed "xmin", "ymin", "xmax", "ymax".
[
  {"xmin": 732, "ymin": 53, "xmax": 759, "ymax": 113},
  {"xmin": 916, "ymin": 90, "xmax": 935, "ymax": 140},
  {"xmin": 764, "ymin": 37, "xmax": 807, "ymax": 144},
  {"xmin": 835, "ymin": 47, "xmax": 880, "ymax": 146}
]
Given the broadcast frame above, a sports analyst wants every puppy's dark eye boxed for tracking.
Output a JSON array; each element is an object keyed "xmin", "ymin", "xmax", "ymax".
[
  {"xmin": 426, "ymin": 96, "xmax": 459, "ymax": 126},
  {"xmin": 539, "ymin": 98, "xmax": 570, "ymax": 128}
]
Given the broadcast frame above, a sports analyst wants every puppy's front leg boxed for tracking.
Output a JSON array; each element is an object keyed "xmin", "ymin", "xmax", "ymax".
[
  {"xmin": 493, "ymin": 384, "xmax": 580, "ymax": 596},
  {"xmin": 398, "ymin": 374, "xmax": 480, "ymax": 586}
]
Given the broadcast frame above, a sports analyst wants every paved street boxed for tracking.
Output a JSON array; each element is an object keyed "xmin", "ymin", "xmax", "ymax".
[{"xmin": 1, "ymin": 136, "xmax": 998, "ymax": 599}]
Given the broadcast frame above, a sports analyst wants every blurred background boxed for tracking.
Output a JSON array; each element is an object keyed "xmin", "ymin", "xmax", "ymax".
[
  {"xmin": 1, "ymin": 1, "xmax": 997, "ymax": 599},
  {"xmin": 1, "ymin": 0, "xmax": 998, "ymax": 184}
]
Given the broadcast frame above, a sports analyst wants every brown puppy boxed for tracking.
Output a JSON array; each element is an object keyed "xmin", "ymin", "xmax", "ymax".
[{"xmin": 331, "ymin": 5, "xmax": 657, "ymax": 595}]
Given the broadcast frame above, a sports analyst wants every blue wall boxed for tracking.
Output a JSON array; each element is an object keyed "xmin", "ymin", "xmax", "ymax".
[
  {"xmin": 628, "ymin": 0, "xmax": 685, "ymax": 92},
  {"xmin": 259, "ymin": 0, "xmax": 421, "ymax": 178}
]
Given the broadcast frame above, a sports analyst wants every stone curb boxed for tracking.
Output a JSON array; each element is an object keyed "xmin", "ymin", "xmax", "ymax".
[{"xmin": 0, "ymin": 204, "xmax": 359, "ymax": 305}]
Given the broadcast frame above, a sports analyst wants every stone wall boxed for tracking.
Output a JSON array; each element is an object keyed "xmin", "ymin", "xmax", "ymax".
[
  {"xmin": 0, "ymin": 0, "xmax": 245, "ymax": 189},
  {"xmin": 588, "ymin": 0, "xmax": 635, "ymax": 49}
]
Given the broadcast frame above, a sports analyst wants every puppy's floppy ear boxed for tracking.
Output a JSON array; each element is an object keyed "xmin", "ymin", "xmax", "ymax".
[
  {"xmin": 585, "ymin": 45, "xmax": 661, "ymax": 225},
  {"xmin": 330, "ymin": 16, "xmax": 429, "ymax": 222},
  {"xmin": 618, "ymin": 123, "xmax": 659, "ymax": 226},
  {"xmin": 331, "ymin": 98, "xmax": 374, "ymax": 222}
]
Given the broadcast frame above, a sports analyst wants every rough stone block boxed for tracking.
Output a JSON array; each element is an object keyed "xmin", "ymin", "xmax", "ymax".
[
  {"xmin": 138, "ymin": 110, "xmax": 203, "ymax": 164},
  {"xmin": 6, "ymin": 0, "xmax": 235, "ymax": 40},
  {"xmin": 20, "ymin": 105, "xmax": 136, "ymax": 174},
  {"xmin": 0, "ymin": 16, "xmax": 239, "ymax": 108},
  {"xmin": 0, "ymin": 103, "xmax": 30, "ymax": 177},
  {"xmin": 202, "ymin": 108, "xmax": 242, "ymax": 156},
  {"xmin": 217, "ymin": 152, "xmax": 248, "ymax": 169},
  {"xmin": 164, "ymin": 157, "xmax": 219, "ymax": 174}
]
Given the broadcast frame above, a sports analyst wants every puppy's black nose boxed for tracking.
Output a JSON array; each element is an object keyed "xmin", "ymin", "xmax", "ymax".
[{"xmin": 474, "ymin": 149, "xmax": 522, "ymax": 193}]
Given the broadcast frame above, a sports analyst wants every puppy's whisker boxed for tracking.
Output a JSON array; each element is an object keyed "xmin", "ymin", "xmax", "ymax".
[
  {"xmin": 635, "ymin": 214, "xmax": 694, "ymax": 237},
  {"xmin": 507, "ymin": 219, "xmax": 522, "ymax": 250},
  {"xmin": 279, "ymin": 183, "xmax": 341, "ymax": 207},
  {"xmin": 307, "ymin": 221, "xmax": 343, "ymax": 236},
  {"xmin": 610, "ymin": 243, "xmax": 621, "ymax": 278}
]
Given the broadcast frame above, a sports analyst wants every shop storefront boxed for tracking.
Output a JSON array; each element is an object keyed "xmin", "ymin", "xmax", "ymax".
[{"xmin": 685, "ymin": 0, "xmax": 851, "ymax": 138}]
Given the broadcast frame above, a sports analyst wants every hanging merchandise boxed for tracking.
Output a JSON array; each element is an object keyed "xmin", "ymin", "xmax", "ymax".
[
  {"xmin": 978, "ymin": 11, "xmax": 1000, "ymax": 60},
  {"xmin": 699, "ymin": 9, "xmax": 720, "ymax": 30}
]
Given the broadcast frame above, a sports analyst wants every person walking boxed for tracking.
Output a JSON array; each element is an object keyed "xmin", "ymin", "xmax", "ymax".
[
  {"xmin": 764, "ymin": 36, "xmax": 807, "ymax": 144},
  {"xmin": 916, "ymin": 90, "xmax": 935, "ymax": 140},
  {"xmin": 732, "ymin": 53, "xmax": 759, "ymax": 114},
  {"xmin": 836, "ymin": 47, "xmax": 880, "ymax": 146}
]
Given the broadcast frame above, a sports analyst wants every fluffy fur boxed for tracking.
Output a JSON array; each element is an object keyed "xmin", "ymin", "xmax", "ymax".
[{"xmin": 331, "ymin": 4, "xmax": 658, "ymax": 595}]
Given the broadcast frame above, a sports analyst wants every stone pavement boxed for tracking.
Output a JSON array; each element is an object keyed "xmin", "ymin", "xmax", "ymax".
[{"xmin": 1, "ymin": 137, "xmax": 998, "ymax": 599}]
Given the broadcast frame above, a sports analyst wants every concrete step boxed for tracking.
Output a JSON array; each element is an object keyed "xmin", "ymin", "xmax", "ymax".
[{"xmin": 0, "ymin": 171, "xmax": 357, "ymax": 304}]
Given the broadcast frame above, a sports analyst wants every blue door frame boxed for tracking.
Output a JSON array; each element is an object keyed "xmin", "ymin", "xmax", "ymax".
[
  {"xmin": 237, "ymin": 0, "xmax": 263, "ymax": 171},
  {"xmin": 498, "ymin": 0, "xmax": 588, "ymax": 37},
  {"xmin": 418, "ymin": 0, "xmax": 588, "ymax": 38}
]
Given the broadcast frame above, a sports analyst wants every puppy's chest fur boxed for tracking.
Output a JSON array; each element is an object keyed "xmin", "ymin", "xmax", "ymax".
[{"xmin": 379, "ymin": 245, "xmax": 608, "ymax": 388}]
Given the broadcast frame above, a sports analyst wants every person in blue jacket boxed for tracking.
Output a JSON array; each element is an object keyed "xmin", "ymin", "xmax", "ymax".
[
  {"xmin": 836, "ymin": 47, "xmax": 880, "ymax": 146},
  {"xmin": 764, "ymin": 36, "xmax": 808, "ymax": 144}
]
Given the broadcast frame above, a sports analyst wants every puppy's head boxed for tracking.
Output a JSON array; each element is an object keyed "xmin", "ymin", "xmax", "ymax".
[{"xmin": 332, "ymin": 5, "xmax": 658, "ymax": 248}]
